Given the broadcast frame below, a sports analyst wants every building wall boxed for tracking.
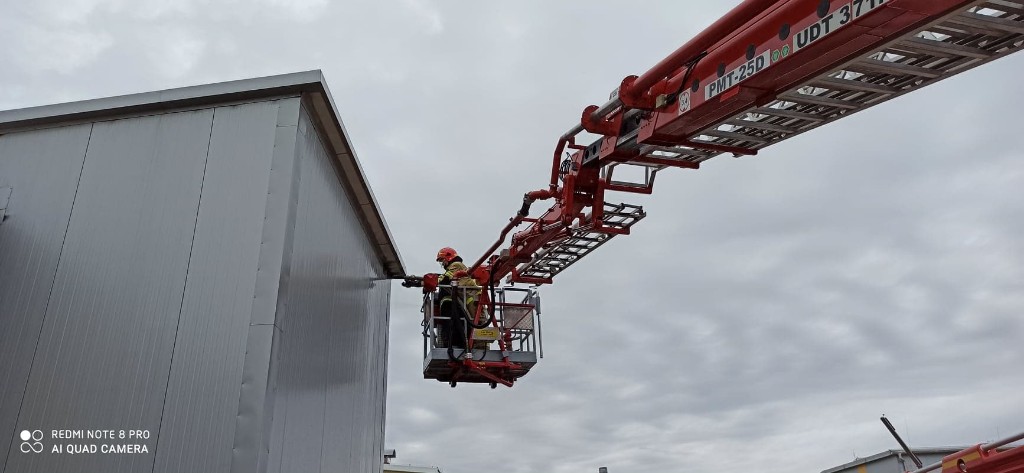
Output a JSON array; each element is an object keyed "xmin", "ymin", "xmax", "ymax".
[
  {"xmin": 151, "ymin": 99, "xmax": 296, "ymax": 473},
  {"xmin": 3, "ymin": 108, "xmax": 220, "ymax": 473},
  {"xmin": 831, "ymin": 451, "xmax": 954, "ymax": 473},
  {"xmin": 0, "ymin": 124, "xmax": 92, "ymax": 472},
  {"xmin": 0, "ymin": 96, "xmax": 390, "ymax": 473},
  {"xmin": 265, "ymin": 105, "xmax": 390, "ymax": 473}
]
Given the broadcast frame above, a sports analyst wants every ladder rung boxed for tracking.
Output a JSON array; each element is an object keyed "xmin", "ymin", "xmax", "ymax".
[
  {"xmin": 686, "ymin": 138, "xmax": 758, "ymax": 152},
  {"xmin": 607, "ymin": 181, "xmax": 648, "ymax": 189},
  {"xmin": 936, "ymin": 19, "xmax": 1007, "ymax": 37},
  {"xmin": 812, "ymin": 76, "xmax": 899, "ymax": 94},
  {"xmin": 560, "ymin": 243, "xmax": 598, "ymax": 251},
  {"xmin": 725, "ymin": 119, "xmax": 800, "ymax": 133},
  {"xmin": 895, "ymin": 36, "xmax": 994, "ymax": 59},
  {"xmin": 531, "ymin": 1, "xmax": 1024, "ymax": 286},
  {"xmin": 567, "ymin": 237, "xmax": 601, "ymax": 245},
  {"xmin": 750, "ymin": 107, "xmax": 828, "ymax": 122},
  {"xmin": 949, "ymin": 11, "xmax": 1024, "ymax": 35},
  {"xmin": 632, "ymin": 155, "xmax": 699, "ymax": 169},
  {"xmin": 701, "ymin": 129, "xmax": 771, "ymax": 144},
  {"xmin": 932, "ymin": 23, "xmax": 998, "ymax": 39},
  {"xmin": 982, "ymin": 1, "xmax": 1024, "ymax": 15},
  {"xmin": 513, "ymin": 202, "xmax": 645, "ymax": 282},
  {"xmin": 549, "ymin": 244, "xmax": 589, "ymax": 253},
  {"xmin": 846, "ymin": 58, "xmax": 944, "ymax": 79},
  {"xmin": 552, "ymin": 245, "xmax": 593, "ymax": 252},
  {"xmin": 640, "ymin": 145, "xmax": 715, "ymax": 158},
  {"xmin": 777, "ymin": 91, "xmax": 862, "ymax": 109},
  {"xmin": 604, "ymin": 213, "xmax": 637, "ymax": 220},
  {"xmin": 622, "ymin": 159, "xmax": 666, "ymax": 168},
  {"xmin": 603, "ymin": 215, "xmax": 642, "ymax": 223},
  {"xmin": 547, "ymin": 247, "xmax": 586, "ymax": 255}
]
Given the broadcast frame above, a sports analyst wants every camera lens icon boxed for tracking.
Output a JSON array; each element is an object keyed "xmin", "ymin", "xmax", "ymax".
[{"xmin": 19, "ymin": 430, "xmax": 43, "ymax": 453}]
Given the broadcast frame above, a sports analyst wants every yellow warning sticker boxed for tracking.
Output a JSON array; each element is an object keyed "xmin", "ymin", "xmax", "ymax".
[{"xmin": 473, "ymin": 328, "xmax": 500, "ymax": 341}]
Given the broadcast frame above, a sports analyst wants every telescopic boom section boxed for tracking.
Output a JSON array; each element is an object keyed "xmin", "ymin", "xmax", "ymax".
[
  {"xmin": 471, "ymin": 0, "xmax": 1024, "ymax": 286},
  {"xmin": 913, "ymin": 430, "xmax": 1024, "ymax": 473}
]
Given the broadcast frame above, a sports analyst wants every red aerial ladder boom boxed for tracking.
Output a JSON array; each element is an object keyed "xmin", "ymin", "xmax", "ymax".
[
  {"xmin": 409, "ymin": 0, "xmax": 1024, "ymax": 388},
  {"xmin": 929, "ymin": 431, "xmax": 1024, "ymax": 473},
  {"xmin": 880, "ymin": 418, "xmax": 1024, "ymax": 473},
  {"xmin": 471, "ymin": 0, "xmax": 1024, "ymax": 286}
]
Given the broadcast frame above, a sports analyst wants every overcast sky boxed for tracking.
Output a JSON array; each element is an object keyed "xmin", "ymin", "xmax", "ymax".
[{"xmin": 3, "ymin": 1, "xmax": 1024, "ymax": 473}]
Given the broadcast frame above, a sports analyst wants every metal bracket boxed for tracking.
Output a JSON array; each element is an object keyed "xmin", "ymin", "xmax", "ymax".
[{"xmin": 0, "ymin": 187, "xmax": 11, "ymax": 225}]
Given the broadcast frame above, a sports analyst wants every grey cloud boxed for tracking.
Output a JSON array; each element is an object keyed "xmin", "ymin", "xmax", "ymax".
[{"xmin": 4, "ymin": 1, "xmax": 1024, "ymax": 473}]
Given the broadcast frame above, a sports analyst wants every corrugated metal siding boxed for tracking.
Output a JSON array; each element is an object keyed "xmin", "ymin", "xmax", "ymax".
[
  {"xmin": 0, "ymin": 125, "xmax": 91, "ymax": 472},
  {"xmin": 6, "ymin": 110, "xmax": 215, "ymax": 473},
  {"xmin": 1, "ymin": 92, "xmax": 391, "ymax": 473},
  {"xmin": 829, "ymin": 452, "xmax": 954, "ymax": 473},
  {"xmin": 266, "ymin": 105, "xmax": 389, "ymax": 473},
  {"xmin": 236, "ymin": 98, "xmax": 301, "ymax": 473},
  {"xmin": 154, "ymin": 99, "xmax": 290, "ymax": 473}
]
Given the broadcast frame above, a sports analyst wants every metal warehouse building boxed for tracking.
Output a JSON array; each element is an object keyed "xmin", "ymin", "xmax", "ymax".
[
  {"xmin": 0, "ymin": 71, "xmax": 404, "ymax": 473},
  {"xmin": 822, "ymin": 448, "xmax": 968, "ymax": 473}
]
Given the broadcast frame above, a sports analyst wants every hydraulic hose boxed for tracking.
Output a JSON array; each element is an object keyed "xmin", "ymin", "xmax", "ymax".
[
  {"xmin": 469, "ymin": 189, "xmax": 556, "ymax": 276},
  {"xmin": 459, "ymin": 293, "xmax": 494, "ymax": 329}
]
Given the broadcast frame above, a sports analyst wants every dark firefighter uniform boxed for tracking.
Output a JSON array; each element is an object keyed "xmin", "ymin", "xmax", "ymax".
[{"xmin": 435, "ymin": 249, "xmax": 480, "ymax": 352}]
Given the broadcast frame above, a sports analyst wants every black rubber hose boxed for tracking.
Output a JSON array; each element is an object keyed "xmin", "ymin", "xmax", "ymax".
[
  {"xmin": 487, "ymin": 267, "xmax": 499, "ymax": 328},
  {"xmin": 445, "ymin": 301, "xmax": 457, "ymax": 361},
  {"xmin": 459, "ymin": 293, "xmax": 493, "ymax": 329},
  {"xmin": 489, "ymin": 269, "xmax": 498, "ymax": 327}
]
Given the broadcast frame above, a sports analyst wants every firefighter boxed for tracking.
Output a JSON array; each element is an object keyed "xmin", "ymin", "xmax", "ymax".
[{"xmin": 434, "ymin": 247, "xmax": 480, "ymax": 359}]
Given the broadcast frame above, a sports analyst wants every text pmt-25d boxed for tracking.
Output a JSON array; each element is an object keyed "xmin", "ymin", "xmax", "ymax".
[{"xmin": 403, "ymin": 0, "xmax": 1024, "ymax": 389}]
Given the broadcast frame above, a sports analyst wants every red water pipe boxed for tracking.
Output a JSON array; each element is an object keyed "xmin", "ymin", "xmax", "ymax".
[
  {"xmin": 469, "ymin": 189, "xmax": 556, "ymax": 275},
  {"xmin": 625, "ymin": 0, "xmax": 786, "ymax": 101}
]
